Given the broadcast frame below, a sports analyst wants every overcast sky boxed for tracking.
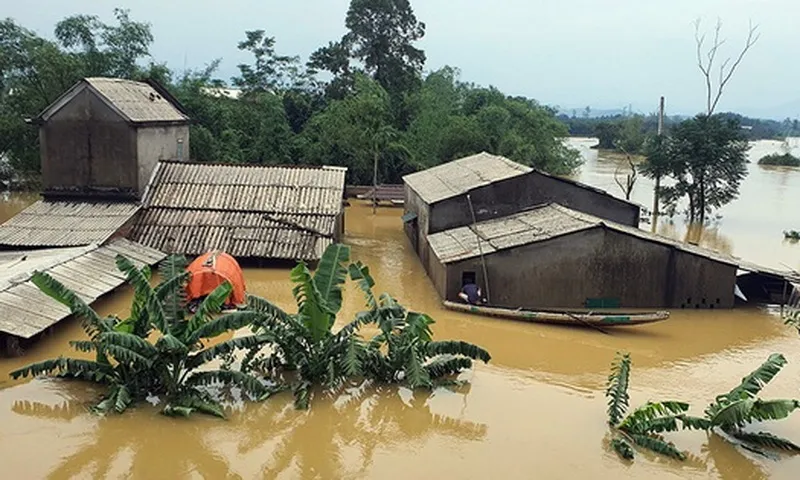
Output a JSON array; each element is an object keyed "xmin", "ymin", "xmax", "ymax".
[{"xmin": 6, "ymin": 0, "xmax": 797, "ymax": 118}]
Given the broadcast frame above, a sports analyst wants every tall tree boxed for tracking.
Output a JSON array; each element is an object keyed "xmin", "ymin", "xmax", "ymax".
[
  {"xmin": 233, "ymin": 30, "xmax": 309, "ymax": 94},
  {"xmin": 659, "ymin": 114, "xmax": 750, "ymax": 224},
  {"xmin": 343, "ymin": 0, "xmax": 426, "ymax": 96}
]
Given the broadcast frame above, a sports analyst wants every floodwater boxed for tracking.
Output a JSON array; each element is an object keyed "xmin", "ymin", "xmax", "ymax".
[{"xmin": 1, "ymin": 141, "xmax": 800, "ymax": 479}]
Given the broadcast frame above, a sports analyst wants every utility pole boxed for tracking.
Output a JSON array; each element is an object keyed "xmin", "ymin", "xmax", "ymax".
[{"xmin": 652, "ymin": 96, "xmax": 665, "ymax": 231}]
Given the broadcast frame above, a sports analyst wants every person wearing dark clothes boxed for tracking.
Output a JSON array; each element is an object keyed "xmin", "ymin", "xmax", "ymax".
[{"xmin": 458, "ymin": 283, "xmax": 485, "ymax": 305}]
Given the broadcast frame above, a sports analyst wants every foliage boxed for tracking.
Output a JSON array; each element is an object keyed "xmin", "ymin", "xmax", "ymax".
[
  {"xmin": 605, "ymin": 352, "xmax": 690, "ymax": 461},
  {"xmin": 679, "ymin": 353, "xmax": 800, "ymax": 456},
  {"xmin": 9, "ymin": 254, "xmax": 270, "ymax": 418},
  {"xmin": 243, "ymin": 243, "xmax": 491, "ymax": 409},
  {"xmin": 758, "ymin": 153, "xmax": 800, "ymax": 167},
  {"xmin": 1, "ymin": 4, "xmax": 582, "ymax": 183},
  {"xmin": 784, "ymin": 230, "xmax": 800, "ymax": 241},
  {"xmin": 658, "ymin": 114, "xmax": 750, "ymax": 223}
]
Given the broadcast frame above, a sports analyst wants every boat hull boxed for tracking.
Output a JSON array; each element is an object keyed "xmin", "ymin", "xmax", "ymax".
[{"xmin": 442, "ymin": 301, "xmax": 669, "ymax": 327}]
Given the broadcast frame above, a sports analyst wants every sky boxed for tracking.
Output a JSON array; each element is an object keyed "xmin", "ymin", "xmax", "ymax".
[{"xmin": 5, "ymin": 0, "xmax": 798, "ymax": 119}]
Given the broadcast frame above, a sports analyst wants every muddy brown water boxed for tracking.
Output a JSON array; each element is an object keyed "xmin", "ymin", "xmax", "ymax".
[{"xmin": 2, "ymin": 141, "xmax": 800, "ymax": 479}]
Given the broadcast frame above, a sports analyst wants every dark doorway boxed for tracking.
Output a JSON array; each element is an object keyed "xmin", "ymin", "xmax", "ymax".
[{"xmin": 462, "ymin": 271, "xmax": 476, "ymax": 287}]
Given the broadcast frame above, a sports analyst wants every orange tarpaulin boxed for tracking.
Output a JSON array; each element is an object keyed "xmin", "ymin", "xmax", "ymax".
[{"xmin": 186, "ymin": 251, "xmax": 247, "ymax": 306}]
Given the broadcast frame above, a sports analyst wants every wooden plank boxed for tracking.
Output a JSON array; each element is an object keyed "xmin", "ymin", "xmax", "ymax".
[
  {"xmin": 68, "ymin": 255, "xmax": 127, "ymax": 281},
  {"xmin": 45, "ymin": 270, "xmax": 105, "ymax": 300},
  {"xmin": 104, "ymin": 240, "xmax": 166, "ymax": 265},
  {"xmin": 56, "ymin": 263, "xmax": 122, "ymax": 291}
]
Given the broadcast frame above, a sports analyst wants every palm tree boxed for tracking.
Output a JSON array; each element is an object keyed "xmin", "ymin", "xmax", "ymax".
[
  {"xmin": 680, "ymin": 353, "xmax": 800, "ymax": 456},
  {"xmin": 605, "ymin": 352, "xmax": 691, "ymax": 461},
  {"xmin": 10, "ymin": 254, "xmax": 271, "ymax": 417}
]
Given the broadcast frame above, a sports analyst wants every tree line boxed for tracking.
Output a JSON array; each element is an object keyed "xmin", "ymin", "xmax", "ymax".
[{"xmin": 0, "ymin": 3, "xmax": 581, "ymax": 186}]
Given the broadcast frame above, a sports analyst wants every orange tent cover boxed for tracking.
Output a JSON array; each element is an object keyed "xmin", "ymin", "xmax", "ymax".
[{"xmin": 186, "ymin": 251, "xmax": 247, "ymax": 306}]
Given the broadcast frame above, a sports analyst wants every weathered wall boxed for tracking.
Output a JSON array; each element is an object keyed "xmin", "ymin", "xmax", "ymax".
[
  {"xmin": 41, "ymin": 89, "xmax": 137, "ymax": 196},
  {"xmin": 670, "ymin": 250, "xmax": 736, "ymax": 309},
  {"xmin": 403, "ymin": 185, "xmax": 431, "ymax": 268},
  {"xmin": 136, "ymin": 125, "xmax": 189, "ymax": 196},
  {"xmin": 428, "ymin": 173, "xmax": 640, "ymax": 234},
  {"xmin": 440, "ymin": 228, "xmax": 733, "ymax": 309}
]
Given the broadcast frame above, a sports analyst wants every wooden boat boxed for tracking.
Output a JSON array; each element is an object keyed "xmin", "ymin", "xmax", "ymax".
[{"xmin": 442, "ymin": 301, "xmax": 669, "ymax": 327}]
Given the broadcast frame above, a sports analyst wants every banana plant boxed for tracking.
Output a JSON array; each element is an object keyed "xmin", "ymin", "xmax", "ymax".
[
  {"xmin": 349, "ymin": 260, "xmax": 491, "ymax": 389},
  {"xmin": 605, "ymin": 352, "xmax": 691, "ymax": 461},
  {"xmin": 10, "ymin": 254, "xmax": 271, "ymax": 418},
  {"xmin": 244, "ymin": 243, "xmax": 493, "ymax": 409},
  {"xmin": 244, "ymin": 243, "xmax": 367, "ymax": 409},
  {"xmin": 680, "ymin": 353, "xmax": 800, "ymax": 456}
]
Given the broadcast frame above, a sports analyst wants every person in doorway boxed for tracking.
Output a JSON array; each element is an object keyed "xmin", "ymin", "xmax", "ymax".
[{"xmin": 459, "ymin": 282, "xmax": 486, "ymax": 305}]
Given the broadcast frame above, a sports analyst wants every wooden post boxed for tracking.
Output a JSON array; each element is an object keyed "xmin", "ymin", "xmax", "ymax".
[
  {"xmin": 781, "ymin": 280, "xmax": 789, "ymax": 316},
  {"xmin": 467, "ymin": 194, "xmax": 491, "ymax": 304},
  {"xmin": 372, "ymin": 151, "xmax": 378, "ymax": 215}
]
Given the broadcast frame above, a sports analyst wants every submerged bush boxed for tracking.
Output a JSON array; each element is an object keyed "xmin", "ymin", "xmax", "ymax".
[{"xmin": 758, "ymin": 153, "xmax": 800, "ymax": 166}]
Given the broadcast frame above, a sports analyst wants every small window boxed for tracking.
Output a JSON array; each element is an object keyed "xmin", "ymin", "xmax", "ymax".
[
  {"xmin": 177, "ymin": 138, "xmax": 184, "ymax": 160},
  {"xmin": 462, "ymin": 271, "xmax": 476, "ymax": 287}
]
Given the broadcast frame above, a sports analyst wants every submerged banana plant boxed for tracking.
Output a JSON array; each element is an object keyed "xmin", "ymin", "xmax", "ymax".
[
  {"xmin": 680, "ymin": 353, "xmax": 800, "ymax": 456},
  {"xmin": 10, "ymin": 254, "xmax": 271, "ymax": 418},
  {"xmin": 606, "ymin": 352, "xmax": 690, "ymax": 461}
]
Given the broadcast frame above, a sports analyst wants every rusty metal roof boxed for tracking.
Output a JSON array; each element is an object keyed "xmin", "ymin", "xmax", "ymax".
[
  {"xmin": 428, "ymin": 203, "xmax": 741, "ymax": 266},
  {"xmin": 0, "ymin": 238, "xmax": 166, "ymax": 339},
  {"xmin": 131, "ymin": 161, "xmax": 346, "ymax": 261},
  {"xmin": 36, "ymin": 77, "xmax": 189, "ymax": 124},
  {"xmin": 402, "ymin": 152, "xmax": 532, "ymax": 204},
  {"xmin": 0, "ymin": 200, "xmax": 140, "ymax": 247}
]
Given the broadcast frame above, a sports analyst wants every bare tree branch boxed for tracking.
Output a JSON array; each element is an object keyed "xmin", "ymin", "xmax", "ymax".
[{"xmin": 695, "ymin": 17, "xmax": 760, "ymax": 116}]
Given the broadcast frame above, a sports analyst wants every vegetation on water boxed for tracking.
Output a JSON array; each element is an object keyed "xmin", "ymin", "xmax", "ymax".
[
  {"xmin": 606, "ymin": 352, "xmax": 691, "ymax": 461},
  {"xmin": 237, "ymin": 244, "xmax": 491, "ymax": 409},
  {"xmin": 10, "ymin": 255, "xmax": 271, "ymax": 417},
  {"xmin": 759, "ymin": 153, "xmax": 800, "ymax": 167},
  {"xmin": 9, "ymin": 243, "xmax": 491, "ymax": 416},
  {"xmin": 784, "ymin": 230, "xmax": 800, "ymax": 241},
  {"xmin": 605, "ymin": 351, "xmax": 800, "ymax": 463},
  {"xmin": 0, "ymin": 2, "xmax": 581, "ymax": 185}
]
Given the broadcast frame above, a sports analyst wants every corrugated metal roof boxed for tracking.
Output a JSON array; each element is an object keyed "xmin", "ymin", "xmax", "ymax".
[
  {"xmin": 428, "ymin": 203, "xmax": 741, "ymax": 266},
  {"xmin": 402, "ymin": 152, "xmax": 532, "ymax": 204},
  {"xmin": 0, "ymin": 200, "xmax": 140, "ymax": 247},
  {"xmin": 145, "ymin": 162, "xmax": 346, "ymax": 215},
  {"xmin": 37, "ymin": 78, "xmax": 189, "ymax": 124},
  {"xmin": 86, "ymin": 78, "xmax": 189, "ymax": 123},
  {"xmin": 130, "ymin": 209, "xmax": 335, "ymax": 261},
  {"xmin": 131, "ymin": 162, "xmax": 346, "ymax": 261},
  {"xmin": 0, "ymin": 238, "xmax": 166, "ymax": 339}
]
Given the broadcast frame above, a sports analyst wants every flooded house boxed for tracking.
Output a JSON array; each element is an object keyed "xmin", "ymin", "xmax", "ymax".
[
  {"xmin": 401, "ymin": 152, "xmax": 641, "ymax": 269},
  {"xmin": 129, "ymin": 161, "xmax": 347, "ymax": 264},
  {"xmin": 425, "ymin": 203, "xmax": 798, "ymax": 310},
  {"xmin": 0, "ymin": 77, "xmax": 186, "ymax": 352}
]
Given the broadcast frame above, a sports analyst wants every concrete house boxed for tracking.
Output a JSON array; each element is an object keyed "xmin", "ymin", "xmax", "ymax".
[
  {"xmin": 426, "ymin": 203, "xmax": 742, "ymax": 310},
  {"xmin": 30, "ymin": 77, "xmax": 190, "ymax": 199},
  {"xmin": 401, "ymin": 152, "xmax": 641, "ymax": 268}
]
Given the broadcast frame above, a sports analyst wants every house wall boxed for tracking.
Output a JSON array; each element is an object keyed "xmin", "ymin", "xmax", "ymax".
[
  {"xmin": 136, "ymin": 125, "xmax": 190, "ymax": 196},
  {"xmin": 429, "ymin": 173, "xmax": 640, "ymax": 235},
  {"xmin": 670, "ymin": 250, "xmax": 736, "ymax": 309},
  {"xmin": 41, "ymin": 88, "xmax": 138, "ymax": 197},
  {"xmin": 439, "ymin": 228, "xmax": 734, "ymax": 309},
  {"xmin": 403, "ymin": 185, "xmax": 431, "ymax": 268}
]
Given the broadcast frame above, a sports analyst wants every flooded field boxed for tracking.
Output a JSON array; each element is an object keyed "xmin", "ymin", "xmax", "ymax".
[{"xmin": 2, "ymin": 141, "xmax": 800, "ymax": 479}]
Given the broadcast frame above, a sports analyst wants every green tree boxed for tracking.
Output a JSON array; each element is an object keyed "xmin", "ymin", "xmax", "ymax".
[
  {"xmin": 615, "ymin": 115, "xmax": 645, "ymax": 154},
  {"xmin": 659, "ymin": 114, "xmax": 750, "ymax": 223},
  {"xmin": 593, "ymin": 121, "xmax": 621, "ymax": 150},
  {"xmin": 639, "ymin": 134, "xmax": 673, "ymax": 219},
  {"xmin": 343, "ymin": 0, "xmax": 426, "ymax": 97},
  {"xmin": 232, "ymin": 30, "xmax": 310, "ymax": 94}
]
